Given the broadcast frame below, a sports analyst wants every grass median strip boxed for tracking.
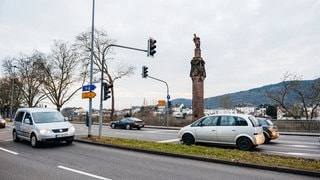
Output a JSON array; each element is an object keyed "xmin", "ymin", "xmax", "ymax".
[{"xmin": 79, "ymin": 136, "xmax": 320, "ymax": 172}]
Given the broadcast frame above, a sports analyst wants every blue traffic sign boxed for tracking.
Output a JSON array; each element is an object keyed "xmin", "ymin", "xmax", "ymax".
[
  {"xmin": 82, "ymin": 84, "xmax": 96, "ymax": 91},
  {"xmin": 167, "ymin": 95, "xmax": 170, "ymax": 100}
]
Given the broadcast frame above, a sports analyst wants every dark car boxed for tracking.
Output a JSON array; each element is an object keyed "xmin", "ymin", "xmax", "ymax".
[
  {"xmin": 110, "ymin": 117, "xmax": 145, "ymax": 130},
  {"xmin": 257, "ymin": 117, "xmax": 280, "ymax": 143},
  {"xmin": 0, "ymin": 115, "xmax": 6, "ymax": 128}
]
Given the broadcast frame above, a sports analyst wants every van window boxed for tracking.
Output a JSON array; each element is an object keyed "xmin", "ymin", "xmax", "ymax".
[
  {"xmin": 220, "ymin": 116, "xmax": 236, "ymax": 126},
  {"xmin": 235, "ymin": 117, "xmax": 248, "ymax": 126},
  {"xmin": 200, "ymin": 116, "xmax": 218, "ymax": 126},
  {"xmin": 14, "ymin": 111, "xmax": 25, "ymax": 122},
  {"xmin": 23, "ymin": 113, "xmax": 32, "ymax": 123}
]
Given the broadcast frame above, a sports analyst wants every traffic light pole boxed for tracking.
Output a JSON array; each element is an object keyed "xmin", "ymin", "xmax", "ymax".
[
  {"xmin": 146, "ymin": 76, "xmax": 170, "ymax": 127},
  {"xmin": 98, "ymin": 43, "xmax": 149, "ymax": 138}
]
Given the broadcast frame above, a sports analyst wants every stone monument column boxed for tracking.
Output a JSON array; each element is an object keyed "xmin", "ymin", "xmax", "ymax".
[{"xmin": 190, "ymin": 34, "xmax": 206, "ymax": 120}]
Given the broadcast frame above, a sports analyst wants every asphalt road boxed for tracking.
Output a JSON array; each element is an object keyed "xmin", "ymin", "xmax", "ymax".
[
  {"xmin": 73, "ymin": 123, "xmax": 320, "ymax": 160},
  {"xmin": 0, "ymin": 138, "xmax": 318, "ymax": 180}
]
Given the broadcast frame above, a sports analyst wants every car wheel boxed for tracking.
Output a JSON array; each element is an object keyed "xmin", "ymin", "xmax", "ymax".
[
  {"xmin": 12, "ymin": 130, "xmax": 19, "ymax": 142},
  {"xmin": 263, "ymin": 133, "xmax": 271, "ymax": 144},
  {"xmin": 126, "ymin": 124, "xmax": 131, "ymax": 130},
  {"xmin": 30, "ymin": 133, "xmax": 39, "ymax": 148},
  {"xmin": 137, "ymin": 127, "xmax": 141, "ymax": 130},
  {"xmin": 236, "ymin": 137, "xmax": 253, "ymax": 151},
  {"xmin": 182, "ymin": 133, "xmax": 195, "ymax": 145},
  {"xmin": 111, "ymin": 124, "xmax": 116, "ymax": 129}
]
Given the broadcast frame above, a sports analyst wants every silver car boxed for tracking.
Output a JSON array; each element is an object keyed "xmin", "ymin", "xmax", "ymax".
[
  {"xmin": 12, "ymin": 108, "xmax": 75, "ymax": 147},
  {"xmin": 178, "ymin": 114, "xmax": 265, "ymax": 151}
]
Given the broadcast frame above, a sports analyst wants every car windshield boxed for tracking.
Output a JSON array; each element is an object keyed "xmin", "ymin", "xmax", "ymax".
[
  {"xmin": 265, "ymin": 119, "xmax": 274, "ymax": 126},
  {"xmin": 248, "ymin": 116, "xmax": 260, "ymax": 127},
  {"xmin": 32, "ymin": 112, "xmax": 65, "ymax": 123}
]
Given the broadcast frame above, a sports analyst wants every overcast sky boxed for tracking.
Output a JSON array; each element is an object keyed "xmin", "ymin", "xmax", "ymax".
[{"xmin": 1, "ymin": 0, "xmax": 320, "ymax": 110}]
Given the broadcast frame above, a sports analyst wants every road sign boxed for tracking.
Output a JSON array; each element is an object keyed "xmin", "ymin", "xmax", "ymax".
[
  {"xmin": 82, "ymin": 84, "xmax": 96, "ymax": 91},
  {"xmin": 158, "ymin": 100, "xmax": 166, "ymax": 107},
  {"xmin": 82, "ymin": 91, "xmax": 96, "ymax": 99},
  {"xmin": 167, "ymin": 95, "xmax": 170, "ymax": 100}
]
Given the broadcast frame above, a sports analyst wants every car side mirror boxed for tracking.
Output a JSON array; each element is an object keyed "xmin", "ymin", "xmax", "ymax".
[{"xmin": 25, "ymin": 118, "xmax": 32, "ymax": 125}]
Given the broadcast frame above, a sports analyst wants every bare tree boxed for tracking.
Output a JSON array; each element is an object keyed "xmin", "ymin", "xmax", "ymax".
[
  {"xmin": 219, "ymin": 95, "xmax": 233, "ymax": 109},
  {"xmin": 40, "ymin": 40, "xmax": 87, "ymax": 111},
  {"xmin": 2, "ymin": 53, "xmax": 47, "ymax": 108},
  {"xmin": 75, "ymin": 28, "xmax": 135, "ymax": 121},
  {"xmin": 266, "ymin": 72, "xmax": 320, "ymax": 119}
]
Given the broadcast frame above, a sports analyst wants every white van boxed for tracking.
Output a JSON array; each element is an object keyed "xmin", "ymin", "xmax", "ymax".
[
  {"xmin": 12, "ymin": 108, "xmax": 75, "ymax": 147},
  {"xmin": 178, "ymin": 114, "xmax": 265, "ymax": 150}
]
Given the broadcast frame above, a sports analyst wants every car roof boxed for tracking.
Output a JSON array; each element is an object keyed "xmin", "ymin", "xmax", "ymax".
[
  {"xmin": 207, "ymin": 114, "xmax": 253, "ymax": 118},
  {"xmin": 16, "ymin": 108, "xmax": 59, "ymax": 113},
  {"xmin": 124, "ymin": 117, "xmax": 142, "ymax": 121}
]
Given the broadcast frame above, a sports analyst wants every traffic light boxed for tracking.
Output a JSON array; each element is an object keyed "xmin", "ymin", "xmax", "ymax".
[
  {"xmin": 142, "ymin": 66, "xmax": 148, "ymax": 78},
  {"xmin": 167, "ymin": 101, "xmax": 172, "ymax": 108},
  {"xmin": 147, "ymin": 38, "xmax": 157, "ymax": 57},
  {"xmin": 103, "ymin": 82, "xmax": 113, "ymax": 100}
]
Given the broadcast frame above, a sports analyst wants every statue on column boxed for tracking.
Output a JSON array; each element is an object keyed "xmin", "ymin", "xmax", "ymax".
[
  {"xmin": 193, "ymin": 34, "xmax": 201, "ymax": 57},
  {"xmin": 190, "ymin": 34, "xmax": 206, "ymax": 120},
  {"xmin": 190, "ymin": 34, "xmax": 206, "ymax": 78}
]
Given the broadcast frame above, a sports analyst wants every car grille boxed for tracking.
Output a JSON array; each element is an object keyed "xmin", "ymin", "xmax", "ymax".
[{"xmin": 52, "ymin": 128, "xmax": 68, "ymax": 133}]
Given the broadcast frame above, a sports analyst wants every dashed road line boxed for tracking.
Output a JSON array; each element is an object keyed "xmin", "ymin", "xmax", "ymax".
[
  {"xmin": 0, "ymin": 147, "xmax": 19, "ymax": 155},
  {"xmin": 58, "ymin": 165, "xmax": 112, "ymax": 180}
]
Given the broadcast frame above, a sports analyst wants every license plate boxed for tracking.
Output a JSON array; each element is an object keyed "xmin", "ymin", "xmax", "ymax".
[{"xmin": 56, "ymin": 133, "xmax": 68, "ymax": 138}]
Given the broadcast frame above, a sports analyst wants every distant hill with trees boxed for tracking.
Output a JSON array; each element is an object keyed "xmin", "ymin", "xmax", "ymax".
[{"xmin": 171, "ymin": 79, "xmax": 316, "ymax": 109}]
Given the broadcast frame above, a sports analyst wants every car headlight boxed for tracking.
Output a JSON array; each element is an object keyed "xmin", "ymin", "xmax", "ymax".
[
  {"xmin": 69, "ymin": 126, "xmax": 75, "ymax": 133},
  {"xmin": 40, "ymin": 129, "xmax": 52, "ymax": 135}
]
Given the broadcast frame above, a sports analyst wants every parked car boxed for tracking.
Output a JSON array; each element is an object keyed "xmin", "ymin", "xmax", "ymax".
[
  {"xmin": 110, "ymin": 117, "xmax": 145, "ymax": 130},
  {"xmin": 12, "ymin": 108, "xmax": 75, "ymax": 147},
  {"xmin": 0, "ymin": 115, "xmax": 6, "ymax": 128},
  {"xmin": 256, "ymin": 117, "xmax": 280, "ymax": 144},
  {"xmin": 178, "ymin": 114, "xmax": 265, "ymax": 151}
]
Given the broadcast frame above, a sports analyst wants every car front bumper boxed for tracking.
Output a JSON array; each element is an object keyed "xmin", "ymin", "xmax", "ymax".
[{"xmin": 39, "ymin": 135, "xmax": 74, "ymax": 142}]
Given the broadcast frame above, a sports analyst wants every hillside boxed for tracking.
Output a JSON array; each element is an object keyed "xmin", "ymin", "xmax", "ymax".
[{"xmin": 171, "ymin": 79, "xmax": 316, "ymax": 109}]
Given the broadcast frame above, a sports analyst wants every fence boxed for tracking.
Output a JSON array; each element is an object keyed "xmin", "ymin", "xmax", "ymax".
[{"xmin": 273, "ymin": 120, "xmax": 320, "ymax": 133}]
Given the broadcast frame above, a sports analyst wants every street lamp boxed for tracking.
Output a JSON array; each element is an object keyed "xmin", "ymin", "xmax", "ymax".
[{"xmin": 10, "ymin": 65, "xmax": 17, "ymax": 121}]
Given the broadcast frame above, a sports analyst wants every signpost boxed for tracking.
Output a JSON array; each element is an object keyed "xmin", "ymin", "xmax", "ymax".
[
  {"xmin": 158, "ymin": 100, "xmax": 166, "ymax": 107},
  {"xmin": 82, "ymin": 91, "xmax": 96, "ymax": 99},
  {"xmin": 82, "ymin": 84, "xmax": 96, "ymax": 99},
  {"xmin": 82, "ymin": 84, "xmax": 96, "ymax": 91}
]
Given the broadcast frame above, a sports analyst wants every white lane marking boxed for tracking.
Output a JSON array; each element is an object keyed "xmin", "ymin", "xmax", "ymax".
[
  {"xmin": 58, "ymin": 165, "xmax": 112, "ymax": 180},
  {"xmin": 0, "ymin": 147, "xmax": 19, "ymax": 155},
  {"xmin": 268, "ymin": 151, "xmax": 320, "ymax": 158},
  {"xmin": 5, "ymin": 139, "xmax": 13, "ymax": 141},
  {"xmin": 157, "ymin": 139, "xmax": 180, "ymax": 143},
  {"xmin": 288, "ymin": 145, "xmax": 313, "ymax": 148}
]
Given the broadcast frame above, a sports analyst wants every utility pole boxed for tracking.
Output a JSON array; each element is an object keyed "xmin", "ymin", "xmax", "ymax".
[{"xmin": 10, "ymin": 65, "xmax": 17, "ymax": 121}]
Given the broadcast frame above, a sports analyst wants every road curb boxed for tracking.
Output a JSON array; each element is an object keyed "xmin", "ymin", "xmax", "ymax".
[{"xmin": 74, "ymin": 138, "xmax": 320, "ymax": 178}]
